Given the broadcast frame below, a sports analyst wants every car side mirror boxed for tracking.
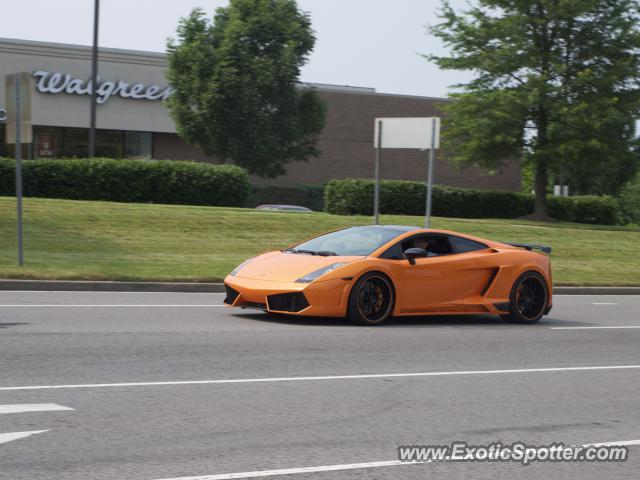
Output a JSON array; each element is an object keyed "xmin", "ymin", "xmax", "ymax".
[{"xmin": 404, "ymin": 248, "xmax": 428, "ymax": 265}]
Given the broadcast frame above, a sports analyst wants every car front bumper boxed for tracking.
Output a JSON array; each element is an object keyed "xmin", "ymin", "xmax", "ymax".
[{"xmin": 223, "ymin": 275, "xmax": 351, "ymax": 317}]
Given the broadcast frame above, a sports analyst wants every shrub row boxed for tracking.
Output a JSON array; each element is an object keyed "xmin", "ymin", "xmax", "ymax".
[
  {"xmin": 0, "ymin": 158, "xmax": 250, "ymax": 207},
  {"xmin": 325, "ymin": 178, "xmax": 621, "ymax": 225},
  {"xmin": 246, "ymin": 184, "xmax": 325, "ymax": 211},
  {"xmin": 324, "ymin": 179, "xmax": 531, "ymax": 218},
  {"xmin": 619, "ymin": 171, "xmax": 640, "ymax": 224},
  {"xmin": 0, "ymin": 159, "xmax": 622, "ymax": 224},
  {"xmin": 547, "ymin": 195, "xmax": 621, "ymax": 225}
]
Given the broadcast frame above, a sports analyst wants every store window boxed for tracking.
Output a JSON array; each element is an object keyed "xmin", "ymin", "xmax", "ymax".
[
  {"xmin": 59, "ymin": 128, "xmax": 87, "ymax": 158},
  {"xmin": 31, "ymin": 127, "xmax": 152, "ymax": 159},
  {"xmin": 125, "ymin": 131, "xmax": 152, "ymax": 159},
  {"xmin": 34, "ymin": 127, "xmax": 61, "ymax": 158},
  {"xmin": 0, "ymin": 124, "xmax": 7, "ymax": 157},
  {"xmin": 1, "ymin": 126, "xmax": 152, "ymax": 159}
]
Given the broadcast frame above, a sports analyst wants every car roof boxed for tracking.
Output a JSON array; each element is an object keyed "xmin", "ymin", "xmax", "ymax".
[{"xmin": 397, "ymin": 227, "xmax": 499, "ymax": 242}]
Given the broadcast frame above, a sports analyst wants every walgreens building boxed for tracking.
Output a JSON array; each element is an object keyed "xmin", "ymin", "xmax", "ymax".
[{"xmin": 0, "ymin": 38, "xmax": 521, "ymax": 191}]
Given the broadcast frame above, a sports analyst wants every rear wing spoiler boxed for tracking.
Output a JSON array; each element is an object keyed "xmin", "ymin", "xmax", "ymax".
[{"xmin": 505, "ymin": 243, "xmax": 552, "ymax": 254}]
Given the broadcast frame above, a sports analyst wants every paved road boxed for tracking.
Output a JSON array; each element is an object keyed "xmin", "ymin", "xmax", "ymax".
[{"xmin": 0, "ymin": 291, "xmax": 638, "ymax": 479}]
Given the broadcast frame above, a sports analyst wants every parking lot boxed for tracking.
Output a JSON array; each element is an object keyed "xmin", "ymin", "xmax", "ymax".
[{"xmin": 0, "ymin": 291, "xmax": 639, "ymax": 479}]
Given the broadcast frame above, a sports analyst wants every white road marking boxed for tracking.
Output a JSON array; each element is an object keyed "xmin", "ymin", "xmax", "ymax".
[
  {"xmin": 550, "ymin": 326, "xmax": 640, "ymax": 330},
  {"xmin": 156, "ymin": 460, "xmax": 406, "ymax": 480},
  {"xmin": 155, "ymin": 439, "xmax": 640, "ymax": 479},
  {"xmin": 0, "ymin": 304, "xmax": 226, "ymax": 307},
  {"xmin": 588, "ymin": 439, "xmax": 640, "ymax": 447},
  {"xmin": 0, "ymin": 403, "xmax": 74, "ymax": 414},
  {"xmin": 2, "ymin": 364, "xmax": 640, "ymax": 392},
  {"xmin": 592, "ymin": 302, "xmax": 618, "ymax": 305},
  {"xmin": 0, "ymin": 430, "xmax": 49, "ymax": 445}
]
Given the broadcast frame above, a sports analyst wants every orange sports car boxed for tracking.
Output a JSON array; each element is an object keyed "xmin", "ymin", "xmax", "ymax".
[{"xmin": 224, "ymin": 225, "xmax": 552, "ymax": 325}]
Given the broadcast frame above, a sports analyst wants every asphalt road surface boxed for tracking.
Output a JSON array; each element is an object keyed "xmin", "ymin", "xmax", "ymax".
[{"xmin": 0, "ymin": 291, "xmax": 639, "ymax": 480}]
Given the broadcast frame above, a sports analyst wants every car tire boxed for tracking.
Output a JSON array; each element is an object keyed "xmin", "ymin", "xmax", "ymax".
[
  {"xmin": 347, "ymin": 272, "xmax": 395, "ymax": 326},
  {"xmin": 500, "ymin": 271, "xmax": 549, "ymax": 324}
]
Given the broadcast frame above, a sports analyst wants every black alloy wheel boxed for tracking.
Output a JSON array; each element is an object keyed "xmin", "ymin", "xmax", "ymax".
[
  {"xmin": 501, "ymin": 271, "xmax": 548, "ymax": 324},
  {"xmin": 347, "ymin": 272, "xmax": 394, "ymax": 325}
]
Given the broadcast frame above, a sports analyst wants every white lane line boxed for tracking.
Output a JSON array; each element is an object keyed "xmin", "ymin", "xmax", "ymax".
[
  {"xmin": 0, "ymin": 430, "xmax": 49, "ymax": 445},
  {"xmin": 155, "ymin": 439, "xmax": 640, "ymax": 479},
  {"xmin": 0, "ymin": 304, "xmax": 226, "ymax": 307},
  {"xmin": 550, "ymin": 326, "xmax": 640, "ymax": 330},
  {"xmin": 592, "ymin": 303, "xmax": 618, "ymax": 305},
  {"xmin": 2, "ymin": 364, "xmax": 640, "ymax": 392},
  {"xmin": 156, "ymin": 460, "xmax": 406, "ymax": 480},
  {"xmin": 588, "ymin": 439, "xmax": 640, "ymax": 447},
  {"xmin": 0, "ymin": 403, "xmax": 73, "ymax": 414}
]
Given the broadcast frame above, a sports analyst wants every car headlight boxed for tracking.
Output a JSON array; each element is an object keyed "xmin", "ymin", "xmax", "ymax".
[
  {"xmin": 295, "ymin": 262, "xmax": 346, "ymax": 283},
  {"xmin": 229, "ymin": 258, "xmax": 254, "ymax": 276}
]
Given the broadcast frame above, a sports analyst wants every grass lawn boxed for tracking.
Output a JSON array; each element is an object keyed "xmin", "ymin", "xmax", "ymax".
[{"xmin": 0, "ymin": 196, "xmax": 638, "ymax": 285}]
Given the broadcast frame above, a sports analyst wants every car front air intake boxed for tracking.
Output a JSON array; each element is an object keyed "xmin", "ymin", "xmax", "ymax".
[{"xmin": 267, "ymin": 292, "xmax": 309, "ymax": 312}]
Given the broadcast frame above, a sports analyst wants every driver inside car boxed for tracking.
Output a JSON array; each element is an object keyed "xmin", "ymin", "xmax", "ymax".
[
  {"xmin": 413, "ymin": 237, "xmax": 429, "ymax": 250},
  {"xmin": 412, "ymin": 237, "xmax": 437, "ymax": 256}
]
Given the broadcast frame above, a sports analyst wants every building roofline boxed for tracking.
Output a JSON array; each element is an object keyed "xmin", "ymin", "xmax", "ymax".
[
  {"xmin": 0, "ymin": 37, "xmax": 448, "ymax": 100},
  {"xmin": 0, "ymin": 37, "xmax": 166, "ymax": 67},
  {"xmin": 310, "ymin": 86, "xmax": 447, "ymax": 101},
  {"xmin": 300, "ymin": 81, "xmax": 446, "ymax": 101},
  {"xmin": 0, "ymin": 37, "xmax": 165, "ymax": 58}
]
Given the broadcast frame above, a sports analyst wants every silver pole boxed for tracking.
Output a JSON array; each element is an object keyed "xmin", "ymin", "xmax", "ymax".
[
  {"xmin": 89, "ymin": 0, "xmax": 100, "ymax": 157},
  {"xmin": 425, "ymin": 118, "xmax": 436, "ymax": 228},
  {"xmin": 374, "ymin": 120, "xmax": 382, "ymax": 225},
  {"xmin": 15, "ymin": 75, "xmax": 24, "ymax": 266}
]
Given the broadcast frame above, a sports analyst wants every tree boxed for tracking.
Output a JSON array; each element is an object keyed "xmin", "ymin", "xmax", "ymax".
[
  {"xmin": 558, "ymin": 117, "xmax": 640, "ymax": 195},
  {"xmin": 166, "ymin": 1, "xmax": 326, "ymax": 178},
  {"xmin": 428, "ymin": 0, "xmax": 640, "ymax": 218}
]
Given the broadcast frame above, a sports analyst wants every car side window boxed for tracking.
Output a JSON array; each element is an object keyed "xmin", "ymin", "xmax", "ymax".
[
  {"xmin": 424, "ymin": 236, "xmax": 453, "ymax": 255},
  {"xmin": 449, "ymin": 235, "xmax": 488, "ymax": 253},
  {"xmin": 379, "ymin": 241, "xmax": 405, "ymax": 260},
  {"xmin": 380, "ymin": 234, "xmax": 454, "ymax": 259}
]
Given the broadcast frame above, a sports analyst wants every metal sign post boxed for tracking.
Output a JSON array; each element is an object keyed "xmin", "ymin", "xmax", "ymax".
[
  {"xmin": 374, "ymin": 120, "xmax": 382, "ymax": 225},
  {"xmin": 424, "ymin": 118, "xmax": 437, "ymax": 228},
  {"xmin": 89, "ymin": 0, "xmax": 100, "ymax": 157},
  {"xmin": 6, "ymin": 73, "xmax": 33, "ymax": 266},
  {"xmin": 15, "ymin": 76, "xmax": 23, "ymax": 265}
]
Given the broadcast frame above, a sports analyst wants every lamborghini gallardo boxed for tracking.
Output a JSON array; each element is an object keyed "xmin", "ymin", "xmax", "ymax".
[{"xmin": 224, "ymin": 225, "xmax": 552, "ymax": 325}]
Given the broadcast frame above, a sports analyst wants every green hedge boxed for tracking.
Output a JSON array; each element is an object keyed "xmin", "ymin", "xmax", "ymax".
[
  {"xmin": 619, "ymin": 171, "xmax": 640, "ymax": 224},
  {"xmin": 325, "ymin": 179, "xmax": 531, "ymax": 218},
  {"xmin": 247, "ymin": 184, "xmax": 325, "ymax": 211},
  {"xmin": 325, "ymin": 178, "xmax": 621, "ymax": 225},
  {"xmin": 547, "ymin": 195, "xmax": 621, "ymax": 225},
  {"xmin": 0, "ymin": 158, "xmax": 250, "ymax": 207}
]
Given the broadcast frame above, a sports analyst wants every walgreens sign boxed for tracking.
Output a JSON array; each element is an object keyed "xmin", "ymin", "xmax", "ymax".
[{"xmin": 31, "ymin": 70, "xmax": 174, "ymax": 104}]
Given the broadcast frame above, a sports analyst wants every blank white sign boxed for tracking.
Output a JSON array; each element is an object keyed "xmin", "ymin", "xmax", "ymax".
[{"xmin": 374, "ymin": 117, "xmax": 440, "ymax": 149}]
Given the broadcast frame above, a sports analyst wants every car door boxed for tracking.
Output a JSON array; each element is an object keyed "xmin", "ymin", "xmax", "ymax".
[{"xmin": 396, "ymin": 235, "xmax": 496, "ymax": 313}]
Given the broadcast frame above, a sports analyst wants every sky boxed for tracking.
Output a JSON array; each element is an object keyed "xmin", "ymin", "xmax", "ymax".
[{"xmin": 1, "ymin": 0, "xmax": 474, "ymax": 98}]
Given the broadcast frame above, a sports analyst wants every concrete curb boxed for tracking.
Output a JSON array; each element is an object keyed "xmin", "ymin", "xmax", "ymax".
[
  {"xmin": 0, "ymin": 279, "xmax": 226, "ymax": 293},
  {"xmin": 1, "ymin": 279, "xmax": 639, "ymax": 295},
  {"xmin": 553, "ymin": 286, "xmax": 640, "ymax": 295}
]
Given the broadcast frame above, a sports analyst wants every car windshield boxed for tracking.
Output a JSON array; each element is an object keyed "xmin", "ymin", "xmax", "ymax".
[{"xmin": 289, "ymin": 226, "xmax": 416, "ymax": 256}]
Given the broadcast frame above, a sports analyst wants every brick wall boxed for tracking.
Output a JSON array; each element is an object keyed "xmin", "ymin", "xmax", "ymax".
[
  {"xmin": 153, "ymin": 133, "xmax": 211, "ymax": 163},
  {"xmin": 153, "ymin": 89, "xmax": 522, "ymax": 192}
]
